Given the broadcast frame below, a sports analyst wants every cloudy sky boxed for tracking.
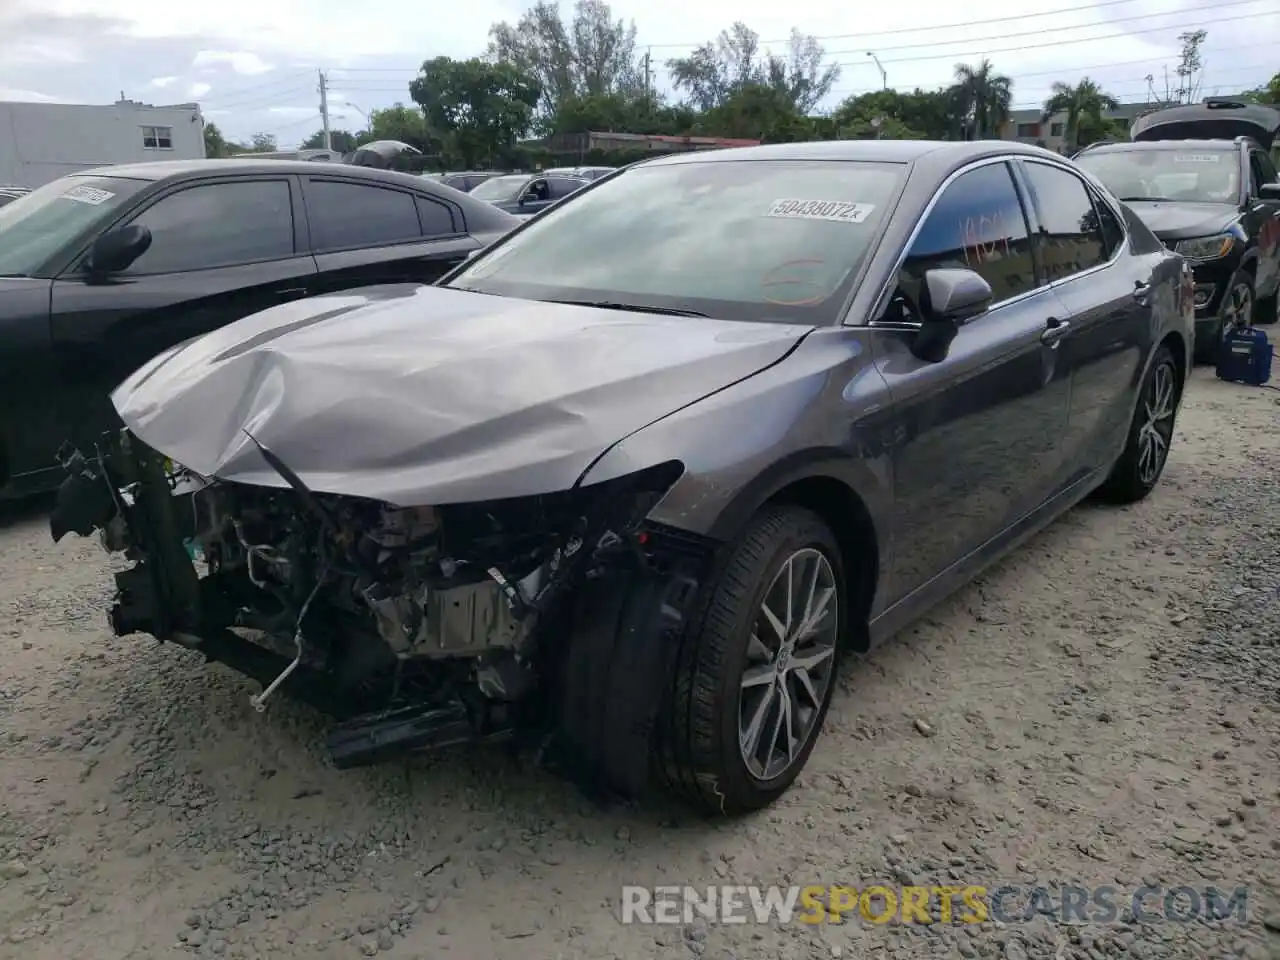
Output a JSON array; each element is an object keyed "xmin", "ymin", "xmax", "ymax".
[{"xmin": 0, "ymin": 0, "xmax": 1275, "ymax": 147}]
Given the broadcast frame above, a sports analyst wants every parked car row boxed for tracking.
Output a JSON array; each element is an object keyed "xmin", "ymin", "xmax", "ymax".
[{"xmin": 10, "ymin": 98, "xmax": 1280, "ymax": 818}]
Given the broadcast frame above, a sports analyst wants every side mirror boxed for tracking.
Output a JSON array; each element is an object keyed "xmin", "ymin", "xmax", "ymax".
[
  {"xmin": 910, "ymin": 268, "xmax": 992, "ymax": 363},
  {"xmin": 85, "ymin": 224, "xmax": 151, "ymax": 275},
  {"xmin": 1259, "ymin": 183, "xmax": 1280, "ymax": 201}
]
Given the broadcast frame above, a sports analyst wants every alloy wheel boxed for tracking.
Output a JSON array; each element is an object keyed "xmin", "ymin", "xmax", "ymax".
[
  {"xmin": 1137, "ymin": 359, "xmax": 1176, "ymax": 487},
  {"xmin": 738, "ymin": 547, "xmax": 839, "ymax": 782},
  {"xmin": 1221, "ymin": 281, "xmax": 1253, "ymax": 343}
]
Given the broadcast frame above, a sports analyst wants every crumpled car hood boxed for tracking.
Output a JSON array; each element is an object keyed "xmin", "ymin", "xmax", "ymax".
[{"xmin": 112, "ymin": 284, "xmax": 814, "ymax": 506}]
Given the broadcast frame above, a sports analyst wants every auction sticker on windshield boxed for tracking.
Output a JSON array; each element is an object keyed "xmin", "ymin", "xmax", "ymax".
[
  {"xmin": 61, "ymin": 185, "xmax": 115, "ymax": 205},
  {"xmin": 1172, "ymin": 154, "xmax": 1221, "ymax": 163},
  {"xmin": 765, "ymin": 200, "xmax": 876, "ymax": 224}
]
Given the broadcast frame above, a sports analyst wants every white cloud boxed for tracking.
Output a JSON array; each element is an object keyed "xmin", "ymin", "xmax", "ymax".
[
  {"xmin": 0, "ymin": 86, "xmax": 65, "ymax": 103},
  {"xmin": 266, "ymin": 105, "xmax": 315, "ymax": 116},
  {"xmin": 150, "ymin": 75, "xmax": 177, "ymax": 88},
  {"xmin": 187, "ymin": 81, "xmax": 212, "ymax": 97},
  {"xmin": 192, "ymin": 50, "xmax": 273, "ymax": 76}
]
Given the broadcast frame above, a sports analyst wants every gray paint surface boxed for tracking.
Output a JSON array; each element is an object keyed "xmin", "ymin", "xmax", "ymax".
[{"xmin": 110, "ymin": 283, "xmax": 813, "ymax": 506}]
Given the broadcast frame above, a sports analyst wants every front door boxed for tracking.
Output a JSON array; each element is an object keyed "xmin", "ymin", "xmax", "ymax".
[
  {"xmin": 1017, "ymin": 158, "xmax": 1153, "ymax": 481},
  {"xmin": 870, "ymin": 160, "xmax": 1072, "ymax": 607},
  {"xmin": 299, "ymin": 177, "xmax": 479, "ymax": 294},
  {"xmin": 48, "ymin": 175, "xmax": 317, "ymax": 458}
]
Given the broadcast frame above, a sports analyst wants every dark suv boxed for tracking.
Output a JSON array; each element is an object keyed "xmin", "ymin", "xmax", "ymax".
[{"xmin": 1073, "ymin": 100, "xmax": 1280, "ymax": 361}]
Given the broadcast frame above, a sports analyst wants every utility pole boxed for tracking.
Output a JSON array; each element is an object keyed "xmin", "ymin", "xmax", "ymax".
[
  {"xmin": 643, "ymin": 49, "xmax": 652, "ymax": 110},
  {"xmin": 318, "ymin": 69, "xmax": 332, "ymax": 151}
]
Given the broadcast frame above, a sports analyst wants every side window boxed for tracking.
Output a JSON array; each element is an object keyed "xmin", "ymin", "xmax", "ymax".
[
  {"xmin": 122, "ymin": 180, "xmax": 294, "ymax": 274},
  {"xmin": 306, "ymin": 180, "xmax": 422, "ymax": 251},
  {"xmin": 415, "ymin": 196, "xmax": 458, "ymax": 237},
  {"xmin": 1091, "ymin": 193, "xmax": 1125, "ymax": 260},
  {"xmin": 547, "ymin": 178, "xmax": 579, "ymax": 200},
  {"xmin": 1022, "ymin": 162, "xmax": 1108, "ymax": 280},
  {"xmin": 1256, "ymin": 150, "xmax": 1278, "ymax": 184},
  {"xmin": 527, "ymin": 179, "xmax": 550, "ymax": 202},
  {"xmin": 892, "ymin": 162, "xmax": 1036, "ymax": 320}
]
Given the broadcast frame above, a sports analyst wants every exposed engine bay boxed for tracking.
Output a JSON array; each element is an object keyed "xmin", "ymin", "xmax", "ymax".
[{"xmin": 50, "ymin": 429, "xmax": 709, "ymax": 790}]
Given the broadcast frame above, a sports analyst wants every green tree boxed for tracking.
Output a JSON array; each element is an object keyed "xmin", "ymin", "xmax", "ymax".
[
  {"xmin": 488, "ymin": 0, "xmax": 644, "ymax": 124},
  {"xmin": 949, "ymin": 59, "xmax": 1013, "ymax": 139},
  {"xmin": 832, "ymin": 88, "xmax": 959, "ymax": 140},
  {"xmin": 249, "ymin": 132, "xmax": 278, "ymax": 153},
  {"xmin": 358, "ymin": 104, "xmax": 434, "ymax": 152},
  {"xmin": 1173, "ymin": 29, "xmax": 1207, "ymax": 104},
  {"xmin": 695, "ymin": 83, "xmax": 813, "ymax": 142},
  {"xmin": 1241, "ymin": 72, "xmax": 1280, "ymax": 104},
  {"xmin": 410, "ymin": 57, "xmax": 540, "ymax": 168},
  {"xmin": 203, "ymin": 121, "xmax": 228, "ymax": 157},
  {"xmin": 301, "ymin": 129, "xmax": 359, "ymax": 153},
  {"xmin": 1041, "ymin": 78, "xmax": 1120, "ymax": 151},
  {"xmin": 666, "ymin": 22, "xmax": 839, "ymax": 113}
]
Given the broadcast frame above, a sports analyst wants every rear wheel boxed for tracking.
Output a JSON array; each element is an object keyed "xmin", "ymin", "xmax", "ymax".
[
  {"xmin": 657, "ymin": 506, "xmax": 845, "ymax": 815},
  {"xmin": 1095, "ymin": 344, "xmax": 1180, "ymax": 504}
]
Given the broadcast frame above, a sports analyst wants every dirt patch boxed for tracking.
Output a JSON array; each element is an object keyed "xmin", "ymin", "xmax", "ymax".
[{"xmin": 1, "ymin": 367, "xmax": 1277, "ymax": 960}]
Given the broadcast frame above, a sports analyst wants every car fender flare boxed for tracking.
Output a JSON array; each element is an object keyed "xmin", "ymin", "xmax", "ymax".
[{"xmin": 696, "ymin": 447, "xmax": 889, "ymax": 547}]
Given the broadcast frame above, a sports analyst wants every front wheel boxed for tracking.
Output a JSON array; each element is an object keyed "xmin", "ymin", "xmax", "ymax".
[
  {"xmin": 1095, "ymin": 344, "xmax": 1180, "ymax": 504},
  {"xmin": 657, "ymin": 505, "xmax": 845, "ymax": 815}
]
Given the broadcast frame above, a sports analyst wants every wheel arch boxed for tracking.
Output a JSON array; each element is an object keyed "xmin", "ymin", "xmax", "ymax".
[{"xmin": 701, "ymin": 450, "xmax": 886, "ymax": 652}]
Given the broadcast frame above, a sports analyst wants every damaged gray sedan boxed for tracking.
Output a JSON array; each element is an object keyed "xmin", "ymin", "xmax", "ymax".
[{"xmin": 49, "ymin": 139, "xmax": 1193, "ymax": 814}]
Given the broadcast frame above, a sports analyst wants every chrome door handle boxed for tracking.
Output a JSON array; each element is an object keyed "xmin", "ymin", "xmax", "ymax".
[
  {"xmin": 1133, "ymin": 282, "xmax": 1151, "ymax": 305},
  {"xmin": 277, "ymin": 287, "xmax": 308, "ymax": 301},
  {"xmin": 1041, "ymin": 318, "xmax": 1071, "ymax": 345}
]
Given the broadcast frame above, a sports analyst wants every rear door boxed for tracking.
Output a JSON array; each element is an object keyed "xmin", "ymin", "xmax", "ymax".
[
  {"xmin": 48, "ymin": 174, "xmax": 316, "ymax": 455},
  {"xmin": 872, "ymin": 159, "xmax": 1072, "ymax": 604},
  {"xmin": 299, "ymin": 176, "xmax": 479, "ymax": 295},
  {"xmin": 1016, "ymin": 158, "xmax": 1152, "ymax": 482},
  {"xmin": 1246, "ymin": 148, "xmax": 1280, "ymax": 299}
]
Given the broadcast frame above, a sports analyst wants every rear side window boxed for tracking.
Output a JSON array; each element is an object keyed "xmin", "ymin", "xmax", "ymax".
[
  {"xmin": 306, "ymin": 180, "xmax": 422, "ymax": 251},
  {"xmin": 547, "ymin": 178, "xmax": 581, "ymax": 200},
  {"xmin": 898, "ymin": 161, "xmax": 1037, "ymax": 310},
  {"xmin": 415, "ymin": 196, "xmax": 458, "ymax": 237},
  {"xmin": 1250, "ymin": 151, "xmax": 1278, "ymax": 194},
  {"xmin": 1021, "ymin": 162, "xmax": 1109, "ymax": 281},
  {"xmin": 123, "ymin": 179, "xmax": 294, "ymax": 274}
]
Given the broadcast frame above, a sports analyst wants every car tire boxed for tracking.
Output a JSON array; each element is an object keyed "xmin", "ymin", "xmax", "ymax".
[
  {"xmin": 656, "ymin": 505, "xmax": 845, "ymax": 815},
  {"xmin": 1095, "ymin": 343, "xmax": 1181, "ymax": 504}
]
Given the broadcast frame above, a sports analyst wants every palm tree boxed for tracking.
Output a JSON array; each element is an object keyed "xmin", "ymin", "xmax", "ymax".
[
  {"xmin": 949, "ymin": 59, "xmax": 1013, "ymax": 139},
  {"xmin": 1041, "ymin": 78, "xmax": 1120, "ymax": 151}
]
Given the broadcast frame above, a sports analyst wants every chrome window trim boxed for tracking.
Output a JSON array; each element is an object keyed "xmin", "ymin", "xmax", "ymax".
[
  {"xmin": 865, "ymin": 155, "xmax": 1039, "ymax": 330},
  {"xmin": 866, "ymin": 152, "xmax": 1139, "ymax": 331}
]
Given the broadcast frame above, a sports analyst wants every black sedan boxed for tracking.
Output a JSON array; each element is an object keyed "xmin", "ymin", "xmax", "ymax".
[
  {"xmin": 51, "ymin": 139, "xmax": 1194, "ymax": 815},
  {"xmin": 0, "ymin": 159, "xmax": 519, "ymax": 497},
  {"xmin": 1073, "ymin": 100, "xmax": 1280, "ymax": 360}
]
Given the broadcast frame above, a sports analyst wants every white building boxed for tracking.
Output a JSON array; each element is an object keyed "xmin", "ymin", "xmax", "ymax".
[{"xmin": 0, "ymin": 98, "xmax": 206, "ymax": 188}]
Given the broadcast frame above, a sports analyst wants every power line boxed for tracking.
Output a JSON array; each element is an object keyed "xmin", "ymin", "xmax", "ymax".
[
  {"xmin": 825, "ymin": 7, "xmax": 1269, "ymax": 67},
  {"xmin": 205, "ymin": 81, "xmax": 317, "ymax": 111}
]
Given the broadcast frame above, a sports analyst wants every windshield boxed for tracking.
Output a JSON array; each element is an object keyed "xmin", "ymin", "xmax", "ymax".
[
  {"xmin": 469, "ymin": 175, "xmax": 530, "ymax": 203},
  {"xmin": 1076, "ymin": 147, "xmax": 1240, "ymax": 203},
  {"xmin": 0, "ymin": 175, "xmax": 145, "ymax": 276},
  {"xmin": 447, "ymin": 159, "xmax": 906, "ymax": 324}
]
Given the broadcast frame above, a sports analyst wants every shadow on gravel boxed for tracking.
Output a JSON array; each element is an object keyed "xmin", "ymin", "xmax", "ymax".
[{"xmin": 0, "ymin": 491, "xmax": 56, "ymax": 530}]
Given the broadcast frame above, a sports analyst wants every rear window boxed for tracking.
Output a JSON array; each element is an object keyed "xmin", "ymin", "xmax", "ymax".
[
  {"xmin": 1075, "ymin": 147, "xmax": 1240, "ymax": 203},
  {"xmin": 448, "ymin": 159, "xmax": 907, "ymax": 325}
]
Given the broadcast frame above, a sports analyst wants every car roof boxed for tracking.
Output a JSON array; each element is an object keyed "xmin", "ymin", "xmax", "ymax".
[
  {"xmin": 636, "ymin": 139, "xmax": 1062, "ymax": 168},
  {"xmin": 71, "ymin": 158, "xmax": 436, "ymax": 188}
]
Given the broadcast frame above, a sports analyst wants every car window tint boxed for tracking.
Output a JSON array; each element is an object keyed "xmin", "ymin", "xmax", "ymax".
[
  {"xmin": 547, "ymin": 178, "xmax": 580, "ymax": 200},
  {"xmin": 415, "ymin": 196, "xmax": 457, "ymax": 237},
  {"xmin": 895, "ymin": 162, "xmax": 1036, "ymax": 317},
  {"xmin": 123, "ymin": 180, "xmax": 294, "ymax": 274},
  {"xmin": 307, "ymin": 180, "xmax": 421, "ymax": 251},
  {"xmin": 1255, "ymin": 150, "xmax": 1278, "ymax": 184},
  {"xmin": 1022, "ymin": 162, "xmax": 1108, "ymax": 280},
  {"xmin": 1092, "ymin": 194, "xmax": 1124, "ymax": 260}
]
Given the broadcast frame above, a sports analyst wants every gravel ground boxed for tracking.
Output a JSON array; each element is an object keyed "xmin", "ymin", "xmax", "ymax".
[{"xmin": 1, "ymin": 366, "xmax": 1278, "ymax": 960}]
